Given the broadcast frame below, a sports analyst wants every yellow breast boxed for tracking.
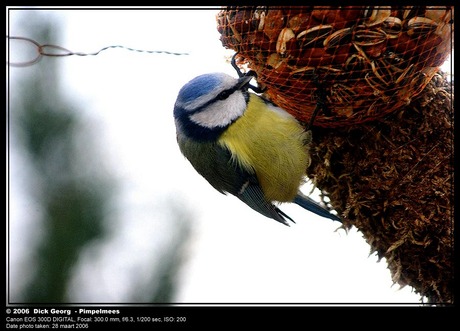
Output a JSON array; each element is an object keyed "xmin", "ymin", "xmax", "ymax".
[{"xmin": 218, "ymin": 94, "xmax": 310, "ymax": 202}]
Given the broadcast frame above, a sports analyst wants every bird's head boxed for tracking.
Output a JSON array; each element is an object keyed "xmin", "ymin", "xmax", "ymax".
[{"xmin": 173, "ymin": 73, "xmax": 253, "ymax": 141}]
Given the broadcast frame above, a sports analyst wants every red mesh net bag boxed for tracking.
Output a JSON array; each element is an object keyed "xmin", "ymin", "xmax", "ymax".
[{"xmin": 217, "ymin": 6, "xmax": 453, "ymax": 127}]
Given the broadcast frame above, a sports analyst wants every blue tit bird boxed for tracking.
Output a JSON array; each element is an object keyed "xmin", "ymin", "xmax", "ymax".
[{"xmin": 173, "ymin": 69, "xmax": 341, "ymax": 226}]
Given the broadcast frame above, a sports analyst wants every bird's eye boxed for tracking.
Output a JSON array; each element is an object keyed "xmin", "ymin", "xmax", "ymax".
[{"xmin": 216, "ymin": 90, "xmax": 232, "ymax": 100}]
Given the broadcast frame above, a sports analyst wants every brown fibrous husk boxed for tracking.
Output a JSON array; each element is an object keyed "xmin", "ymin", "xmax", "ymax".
[{"xmin": 307, "ymin": 72, "xmax": 453, "ymax": 304}]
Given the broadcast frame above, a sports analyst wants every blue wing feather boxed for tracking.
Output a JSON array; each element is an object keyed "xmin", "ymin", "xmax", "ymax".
[{"xmin": 238, "ymin": 181, "xmax": 295, "ymax": 226}]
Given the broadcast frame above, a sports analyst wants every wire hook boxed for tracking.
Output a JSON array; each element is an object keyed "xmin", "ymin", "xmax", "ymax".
[{"xmin": 231, "ymin": 52, "xmax": 266, "ymax": 94}]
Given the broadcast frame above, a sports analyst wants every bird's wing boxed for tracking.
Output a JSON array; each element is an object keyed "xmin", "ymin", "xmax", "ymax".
[
  {"xmin": 178, "ymin": 136, "xmax": 293, "ymax": 225},
  {"xmin": 238, "ymin": 181, "xmax": 295, "ymax": 226},
  {"xmin": 177, "ymin": 136, "xmax": 294, "ymax": 225}
]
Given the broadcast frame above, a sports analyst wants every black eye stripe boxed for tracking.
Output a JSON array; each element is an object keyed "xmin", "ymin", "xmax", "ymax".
[
  {"xmin": 216, "ymin": 90, "xmax": 232, "ymax": 100},
  {"xmin": 215, "ymin": 80, "xmax": 247, "ymax": 101}
]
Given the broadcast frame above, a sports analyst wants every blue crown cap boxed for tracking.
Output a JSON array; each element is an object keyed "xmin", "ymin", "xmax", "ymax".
[{"xmin": 177, "ymin": 73, "xmax": 225, "ymax": 104}]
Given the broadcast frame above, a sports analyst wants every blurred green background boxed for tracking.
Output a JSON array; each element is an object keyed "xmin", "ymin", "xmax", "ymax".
[{"xmin": 8, "ymin": 12, "xmax": 191, "ymax": 303}]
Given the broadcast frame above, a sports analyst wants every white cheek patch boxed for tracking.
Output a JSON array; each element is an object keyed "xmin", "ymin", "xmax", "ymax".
[{"xmin": 189, "ymin": 92, "xmax": 247, "ymax": 129}]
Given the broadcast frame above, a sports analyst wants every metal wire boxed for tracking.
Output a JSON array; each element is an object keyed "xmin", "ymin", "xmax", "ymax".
[{"xmin": 6, "ymin": 35, "xmax": 189, "ymax": 67}]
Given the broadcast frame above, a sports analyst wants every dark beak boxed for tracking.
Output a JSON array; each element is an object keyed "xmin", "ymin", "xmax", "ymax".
[{"xmin": 236, "ymin": 75, "xmax": 254, "ymax": 90}]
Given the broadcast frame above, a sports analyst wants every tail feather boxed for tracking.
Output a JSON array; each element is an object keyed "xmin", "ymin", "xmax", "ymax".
[{"xmin": 294, "ymin": 192, "xmax": 342, "ymax": 223}]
